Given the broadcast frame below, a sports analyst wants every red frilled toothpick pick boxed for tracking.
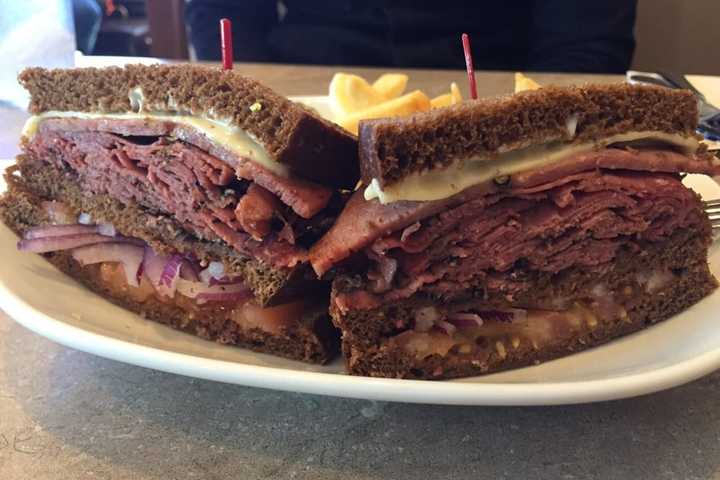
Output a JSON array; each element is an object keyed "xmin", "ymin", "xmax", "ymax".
[
  {"xmin": 461, "ymin": 33, "xmax": 477, "ymax": 99},
  {"xmin": 220, "ymin": 18, "xmax": 233, "ymax": 70}
]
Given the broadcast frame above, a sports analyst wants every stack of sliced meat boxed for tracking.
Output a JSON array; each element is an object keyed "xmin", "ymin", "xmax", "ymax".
[{"xmin": 28, "ymin": 118, "xmax": 338, "ymax": 269}]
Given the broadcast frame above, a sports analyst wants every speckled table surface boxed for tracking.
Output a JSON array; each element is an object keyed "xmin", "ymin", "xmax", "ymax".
[
  {"xmin": 3, "ymin": 316, "xmax": 720, "ymax": 480},
  {"xmin": 2, "ymin": 63, "xmax": 720, "ymax": 480}
]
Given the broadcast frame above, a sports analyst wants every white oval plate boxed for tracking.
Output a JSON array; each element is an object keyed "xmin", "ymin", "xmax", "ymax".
[{"xmin": 2, "ymin": 104, "xmax": 720, "ymax": 404}]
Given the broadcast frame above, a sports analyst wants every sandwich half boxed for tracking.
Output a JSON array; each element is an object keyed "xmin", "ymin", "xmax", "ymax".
[
  {"xmin": 0, "ymin": 64, "xmax": 358, "ymax": 363},
  {"xmin": 310, "ymin": 83, "xmax": 720, "ymax": 378}
]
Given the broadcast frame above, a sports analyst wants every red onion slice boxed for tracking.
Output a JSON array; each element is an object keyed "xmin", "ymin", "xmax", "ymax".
[
  {"xmin": 71, "ymin": 242, "xmax": 144, "ymax": 287},
  {"xmin": 199, "ymin": 268, "xmax": 212, "ymax": 284},
  {"xmin": 433, "ymin": 320, "xmax": 458, "ymax": 336},
  {"xmin": 176, "ymin": 278, "xmax": 252, "ymax": 304},
  {"xmin": 447, "ymin": 312, "xmax": 484, "ymax": 329},
  {"xmin": 97, "ymin": 223, "xmax": 116, "ymax": 237},
  {"xmin": 179, "ymin": 259, "xmax": 201, "ymax": 281},
  {"xmin": 142, "ymin": 247, "xmax": 171, "ymax": 295},
  {"xmin": 18, "ymin": 233, "xmax": 121, "ymax": 253},
  {"xmin": 160, "ymin": 255, "xmax": 183, "ymax": 288},
  {"xmin": 199, "ymin": 261, "xmax": 226, "ymax": 285},
  {"xmin": 24, "ymin": 224, "xmax": 99, "ymax": 239}
]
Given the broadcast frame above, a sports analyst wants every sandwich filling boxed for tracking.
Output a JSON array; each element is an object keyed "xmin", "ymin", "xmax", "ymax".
[
  {"xmin": 333, "ymin": 164, "xmax": 706, "ymax": 311},
  {"xmin": 312, "ymin": 145, "xmax": 719, "ymax": 277},
  {"xmin": 363, "ymin": 131, "xmax": 704, "ymax": 203},
  {"xmin": 23, "ymin": 110, "xmax": 286, "ymax": 176},
  {"xmin": 3, "ymin": 198, "xmax": 334, "ymax": 360},
  {"xmin": 16, "ymin": 199, "xmax": 309, "ymax": 335},
  {"xmin": 23, "ymin": 116, "xmax": 340, "ymax": 269}
]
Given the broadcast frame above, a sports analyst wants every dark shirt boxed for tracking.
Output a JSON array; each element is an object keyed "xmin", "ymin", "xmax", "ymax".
[{"xmin": 186, "ymin": 0, "xmax": 636, "ymax": 73}]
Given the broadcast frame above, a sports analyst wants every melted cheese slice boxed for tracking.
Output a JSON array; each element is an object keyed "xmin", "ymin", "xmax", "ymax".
[
  {"xmin": 364, "ymin": 131, "xmax": 700, "ymax": 204},
  {"xmin": 21, "ymin": 110, "xmax": 286, "ymax": 176}
]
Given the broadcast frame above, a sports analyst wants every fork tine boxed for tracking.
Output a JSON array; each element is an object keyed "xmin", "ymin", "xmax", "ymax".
[{"xmin": 702, "ymin": 199, "xmax": 720, "ymax": 230}]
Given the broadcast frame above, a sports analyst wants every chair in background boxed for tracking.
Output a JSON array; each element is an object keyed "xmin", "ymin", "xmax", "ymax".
[
  {"xmin": 146, "ymin": 0, "xmax": 188, "ymax": 59},
  {"xmin": 93, "ymin": 0, "xmax": 188, "ymax": 59}
]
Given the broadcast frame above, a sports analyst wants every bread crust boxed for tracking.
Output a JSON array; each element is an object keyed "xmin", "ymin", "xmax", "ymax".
[
  {"xmin": 359, "ymin": 83, "xmax": 700, "ymax": 188},
  {"xmin": 19, "ymin": 64, "xmax": 359, "ymax": 188},
  {"xmin": 342, "ymin": 268, "xmax": 713, "ymax": 378}
]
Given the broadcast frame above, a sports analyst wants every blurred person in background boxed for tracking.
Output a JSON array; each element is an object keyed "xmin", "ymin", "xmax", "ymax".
[
  {"xmin": 72, "ymin": 0, "xmax": 103, "ymax": 54},
  {"xmin": 186, "ymin": 0, "xmax": 637, "ymax": 73}
]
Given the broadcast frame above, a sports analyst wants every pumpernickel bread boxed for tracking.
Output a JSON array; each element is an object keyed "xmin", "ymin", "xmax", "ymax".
[
  {"xmin": 358, "ymin": 83, "xmax": 700, "ymax": 188},
  {"xmin": 19, "ymin": 64, "xmax": 359, "ymax": 188}
]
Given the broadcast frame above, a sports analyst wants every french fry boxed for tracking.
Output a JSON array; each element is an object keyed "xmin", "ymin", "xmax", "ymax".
[
  {"xmin": 431, "ymin": 93, "xmax": 453, "ymax": 108},
  {"xmin": 338, "ymin": 90, "xmax": 431, "ymax": 135},
  {"xmin": 372, "ymin": 73, "xmax": 409, "ymax": 99},
  {"xmin": 430, "ymin": 82, "xmax": 463, "ymax": 108},
  {"xmin": 450, "ymin": 82, "xmax": 463, "ymax": 104},
  {"xmin": 515, "ymin": 72, "xmax": 541, "ymax": 93},
  {"xmin": 329, "ymin": 71, "xmax": 454, "ymax": 130},
  {"xmin": 329, "ymin": 73, "xmax": 386, "ymax": 117}
]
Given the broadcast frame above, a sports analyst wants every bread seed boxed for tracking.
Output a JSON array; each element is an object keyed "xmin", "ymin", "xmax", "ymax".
[
  {"xmin": 495, "ymin": 341, "xmax": 507, "ymax": 359},
  {"xmin": 493, "ymin": 175, "xmax": 510, "ymax": 185}
]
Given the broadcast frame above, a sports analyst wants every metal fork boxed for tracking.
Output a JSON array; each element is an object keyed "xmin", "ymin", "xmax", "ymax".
[{"xmin": 705, "ymin": 199, "xmax": 720, "ymax": 231}]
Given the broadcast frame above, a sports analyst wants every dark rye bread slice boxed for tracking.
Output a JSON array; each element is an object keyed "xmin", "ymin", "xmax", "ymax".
[
  {"xmin": 0, "ymin": 172, "xmax": 340, "ymax": 363},
  {"xmin": 359, "ymin": 83, "xmax": 700, "ymax": 188},
  {"xmin": 343, "ymin": 270, "xmax": 712, "ymax": 378},
  {"xmin": 19, "ymin": 64, "xmax": 359, "ymax": 189},
  {"xmin": 331, "ymin": 228, "xmax": 717, "ymax": 379},
  {"xmin": 6, "ymin": 158, "xmax": 325, "ymax": 307}
]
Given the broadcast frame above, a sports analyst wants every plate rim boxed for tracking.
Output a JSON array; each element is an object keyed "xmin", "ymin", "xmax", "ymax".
[{"xmin": 3, "ymin": 271, "xmax": 720, "ymax": 406}]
